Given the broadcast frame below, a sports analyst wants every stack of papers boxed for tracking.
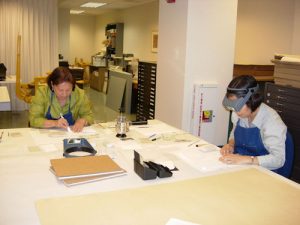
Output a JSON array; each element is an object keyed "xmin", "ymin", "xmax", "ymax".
[{"xmin": 50, "ymin": 155, "xmax": 127, "ymax": 186}]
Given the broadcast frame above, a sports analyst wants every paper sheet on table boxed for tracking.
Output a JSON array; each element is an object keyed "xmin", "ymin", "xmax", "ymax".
[
  {"xmin": 173, "ymin": 146, "xmax": 234, "ymax": 172},
  {"xmin": 39, "ymin": 144, "xmax": 59, "ymax": 152},
  {"xmin": 130, "ymin": 123, "xmax": 180, "ymax": 137},
  {"xmin": 166, "ymin": 218, "xmax": 202, "ymax": 225},
  {"xmin": 98, "ymin": 122, "xmax": 116, "ymax": 129},
  {"xmin": 79, "ymin": 127, "xmax": 97, "ymax": 134},
  {"xmin": 30, "ymin": 127, "xmax": 98, "ymax": 146},
  {"xmin": 114, "ymin": 139, "xmax": 142, "ymax": 150}
]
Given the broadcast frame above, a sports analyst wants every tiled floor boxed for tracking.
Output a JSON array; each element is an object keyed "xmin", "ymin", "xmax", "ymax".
[{"xmin": 0, "ymin": 86, "xmax": 136, "ymax": 129}]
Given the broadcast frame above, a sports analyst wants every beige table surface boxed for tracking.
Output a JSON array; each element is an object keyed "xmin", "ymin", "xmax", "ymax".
[
  {"xmin": 36, "ymin": 167, "xmax": 300, "ymax": 225},
  {"xmin": 0, "ymin": 121, "xmax": 227, "ymax": 225}
]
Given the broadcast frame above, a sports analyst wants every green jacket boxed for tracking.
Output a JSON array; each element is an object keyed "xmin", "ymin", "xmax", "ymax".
[{"xmin": 29, "ymin": 86, "xmax": 94, "ymax": 128}]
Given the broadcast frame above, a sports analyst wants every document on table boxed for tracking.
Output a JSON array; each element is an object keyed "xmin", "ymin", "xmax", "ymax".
[
  {"xmin": 130, "ymin": 123, "xmax": 180, "ymax": 137},
  {"xmin": 114, "ymin": 138, "xmax": 142, "ymax": 150},
  {"xmin": 39, "ymin": 144, "xmax": 59, "ymax": 152},
  {"xmin": 173, "ymin": 145, "xmax": 234, "ymax": 172},
  {"xmin": 29, "ymin": 127, "xmax": 98, "ymax": 146}
]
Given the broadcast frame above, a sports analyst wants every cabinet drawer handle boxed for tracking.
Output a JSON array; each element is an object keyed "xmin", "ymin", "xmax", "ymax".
[
  {"xmin": 277, "ymin": 110, "xmax": 282, "ymax": 113},
  {"xmin": 277, "ymin": 88, "xmax": 286, "ymax": 93},
  {"xmin": 276, "ymin": 103, "xmax": 284, "ymax": 106},
  {"xmin": 277, "ymin": 96, "xmax": 286, "ymax": 100}
]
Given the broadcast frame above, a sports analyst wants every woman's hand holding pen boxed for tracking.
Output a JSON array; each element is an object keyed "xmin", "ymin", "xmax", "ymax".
[
  {"xmin": 220, "ymin": 143, "xmax": 234, "ymax": 156},
  {"xmin": 219, "ymin": 143, "xmax": 237, "ymax": 164},
  {"xmin": 56, "ymin": 117, "xmax": 69, "ymax": 129},
  {"xmin": 219, "ymin": 142, "xmax": 258, "ymax": 165}
]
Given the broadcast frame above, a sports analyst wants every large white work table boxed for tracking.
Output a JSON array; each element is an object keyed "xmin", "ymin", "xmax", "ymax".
[
  {"xmin": 0, "ymin": 86, "xmax": 11, "ymax": 111},
  {"xmin": 0, "ymin": 75, "xmax": 27, "ymax": 111},
  {"xmin": 0, "ymin": 120, "xmax": 299, "ymax": 225}
]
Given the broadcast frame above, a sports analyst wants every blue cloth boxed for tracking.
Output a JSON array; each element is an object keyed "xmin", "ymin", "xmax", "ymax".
[
  {"xmin": 45, "ymin": 92, "xmax": 75, "ymax": 126},
  {"xmin": 234, "ymin": 120, "xmax": 269, "ymax": 156}
]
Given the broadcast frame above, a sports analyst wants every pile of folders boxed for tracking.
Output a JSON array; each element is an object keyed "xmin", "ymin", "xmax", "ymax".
[{"xmin": 50, "ymin": 155, "xmax": 127, "ymax": 187}]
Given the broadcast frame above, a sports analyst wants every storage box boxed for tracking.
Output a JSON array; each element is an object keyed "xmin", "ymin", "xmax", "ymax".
[
  {"xmin": 272, "ymin": 59, "xmax": 300, "ymax": 88},
  {"xmin": 89, "ymin": 66, "xmax": 107, "ymax": 92},
  {"xmin": 92, "ymin": 55, "xmax": 106, "ymax": 67}
]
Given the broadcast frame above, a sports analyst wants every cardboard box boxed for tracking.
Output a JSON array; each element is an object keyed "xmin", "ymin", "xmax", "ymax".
[
  {"xmin": 89, "ymin": 67, "xmax": 107, "ymax": 92},
  {"xmin": 272, "ymin": 59, "xmax": 300, "ymax": 88},
  {"xmin": 92, "ymin": 56, "xmax": 106, "ymax": 67}
]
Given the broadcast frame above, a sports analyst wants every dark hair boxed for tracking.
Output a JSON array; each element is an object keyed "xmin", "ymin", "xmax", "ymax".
[
  {"xmin": 47, "ymin": 67, "xmax": 75, "ymax": 91},
  {"xmin": 226, "ymin": 75, "xmax": 263, "ymax": 111}
]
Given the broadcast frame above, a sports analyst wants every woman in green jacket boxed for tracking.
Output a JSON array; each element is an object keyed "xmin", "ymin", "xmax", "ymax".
[{"xmin": 29, "ymin": 67, "xmax": 94, "ymax": 132}]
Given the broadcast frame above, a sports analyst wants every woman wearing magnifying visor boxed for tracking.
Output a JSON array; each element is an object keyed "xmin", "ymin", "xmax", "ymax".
[{"xmin": 220, "ymin": 75, "xmax": 287, "ymax": 171}]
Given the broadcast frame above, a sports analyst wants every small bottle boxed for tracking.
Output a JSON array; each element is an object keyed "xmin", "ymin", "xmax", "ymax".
[{"xmin": 116, "ymin": 107, "xmax": 127, "ymax": 138}]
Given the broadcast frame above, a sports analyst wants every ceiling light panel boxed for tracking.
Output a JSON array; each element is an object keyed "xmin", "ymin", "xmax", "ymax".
[
  {"xmin": 80, "ymin": 2, "xmax": 107, "ymax": 8},
  {"xmin": 70, "ymin": 10, "xmax": 85, "ymax": 14}
]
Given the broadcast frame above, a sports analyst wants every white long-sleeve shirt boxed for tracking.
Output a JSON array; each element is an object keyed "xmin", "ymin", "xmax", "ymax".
[{"xmin": 229, "ymin": 103, "xmax": 287, "ymax": 170}]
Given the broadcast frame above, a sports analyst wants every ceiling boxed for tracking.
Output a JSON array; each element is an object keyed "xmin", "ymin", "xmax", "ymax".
[{"xmin": 58, "ymin": 0, "xmax": 156, "ymax": 15}]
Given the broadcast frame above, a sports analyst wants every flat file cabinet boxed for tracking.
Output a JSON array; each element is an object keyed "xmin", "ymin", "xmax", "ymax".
[
  {"xmin": 264, "ymin": 82, "xmax": 300, "ymax": 183},
  {"xmin": 137, "ymin": 61, "xmax": 157, "ymax": 121}
]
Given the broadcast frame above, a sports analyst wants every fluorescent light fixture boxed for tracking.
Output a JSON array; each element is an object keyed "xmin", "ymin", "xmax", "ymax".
[
  {"xmin": 80, "ymin": 2, "xmax": 107, "ymax": 8},
  {"xmin": 70, "ymin": 10, "xmax": 85, "ymax": 14}
]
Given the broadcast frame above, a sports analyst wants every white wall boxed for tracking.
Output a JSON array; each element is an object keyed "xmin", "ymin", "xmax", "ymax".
[
  {"xmin": 155, "ymin": 0, "xmax": 188, "ymax": 128},
  {"xmin": 69, "ymin": 15, "xmax": 96, "ymax": 64},
  {"xmin": 58, "ymin": 9, "xmax": 70, "ymax": 61},
  {"xmin": 292, "ymin": 0, "xmax": 300, "ymax": 54},
  {"xmin": 122, "ymin": 1, "xmax": 159, "ymax": 60},
  {"xmin": 94, "ymin": 0, "xmax": 159, "ymax": 61},
  {"xmin": 156, "ymin": 0, "xmax": 238, "ymax": 146},
  {"xmin": 235, "ymin": 0, "xmax": 298, "ymax": 64}
]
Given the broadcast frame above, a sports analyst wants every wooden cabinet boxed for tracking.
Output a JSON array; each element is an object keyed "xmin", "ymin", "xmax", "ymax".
[
  {"xmin": 137, "ymin": 61, "xmax": 157, "ymax": 121},
  {"xmin": 264, "ymin": 82, "xmax": 300, "ymax": 183},
  {"xmin": 234, "ymin": 64, "xmax": 274, "ymax": 82},
  {"xmin": 69, "ymin": 67, "xmax": 84, "ymax": 89}
]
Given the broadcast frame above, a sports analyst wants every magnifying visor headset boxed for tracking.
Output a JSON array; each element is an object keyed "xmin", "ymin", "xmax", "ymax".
[{"xmin": 222, "ymin": 84, "xmax": 259, "ymax": 112}]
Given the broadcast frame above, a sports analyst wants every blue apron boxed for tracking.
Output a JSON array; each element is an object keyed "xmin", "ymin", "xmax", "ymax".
[
  {"xmin": 234, "ymin": 120, "xmax": 269, "ymax": 156},
  {"xmin": 45, "ymin": 92, "xmax": 75, "ymax": 126},
  {"xmin": 234, "ymin": 120, "xmax": 281, "ymax": 173}
]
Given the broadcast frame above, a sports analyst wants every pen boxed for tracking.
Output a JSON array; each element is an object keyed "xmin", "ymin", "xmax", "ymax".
[
  {"xmin": 151, "ymin": 136, "xmax": 161, "ymax": 141},
  {"xmin": 187, "ymin": 140, "xmax": 200, "ymax": 147},
  {"xmin": 60, "ymin": 113, "xmax": 72, "ymax": 132},
  {"xmin": 196, "ymin": 143, "xmax": 207, "ymax": 147}
]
